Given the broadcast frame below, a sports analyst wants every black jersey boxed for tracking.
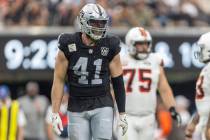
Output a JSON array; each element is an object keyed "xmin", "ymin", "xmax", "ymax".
[{"xmin": 58, "ymin": 32, "xmax": 121, "ymax": 111}]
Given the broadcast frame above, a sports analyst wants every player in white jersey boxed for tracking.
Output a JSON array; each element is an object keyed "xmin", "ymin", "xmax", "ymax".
[
  {"xmin": 121, "ymin": 27, "xmax": 181, "ymax": 140},
  {"xmin": 185, "ymin": 32, "xmax": 210, "ymax": 140}
]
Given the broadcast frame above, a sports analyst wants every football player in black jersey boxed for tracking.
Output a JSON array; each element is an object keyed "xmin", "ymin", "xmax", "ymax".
[{"xmin": 51, "ymin": 3, "xmax": 127, "ymax": 140}]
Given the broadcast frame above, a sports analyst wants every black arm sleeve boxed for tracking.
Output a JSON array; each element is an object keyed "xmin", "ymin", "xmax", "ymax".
[{"xmin": 111, "ymin": 75, "xmax": 126, "ymax": 113}]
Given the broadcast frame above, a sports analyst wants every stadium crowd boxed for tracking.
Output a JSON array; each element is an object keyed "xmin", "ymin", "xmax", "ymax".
[{"xmin": 0, "ymin": 0, "xmax": 210, "ymax": 27}]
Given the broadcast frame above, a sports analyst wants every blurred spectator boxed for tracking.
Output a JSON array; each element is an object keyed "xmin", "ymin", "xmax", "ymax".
[
  {"xmin": 46, "ymin": 85, "xmax": 69, "ymax": 140},
  {"xmin": 180, "ymin": 0, "xmax": 198, "ymax": 18},
  {"xmin": 175, "ymin": 95, "xmax": 191, "ymax": 127},
  {"xmin": 18, "ymin": 81, "xmax": 49, "ymax": 140},
  {"xmin": 111, "ymin": 1, "xmax": 139, "ymax": 27},
  {"xmin": 0, "ymin": 85, "xmax": 26, "ymax": 140},
  {"xmin": 155, "ymin": 96, "xmax": 172, "ymax": 140},
  {"xmin": 191, "ymin": 0, "xmax": 210, "ymax": 26},
  {"xmin": 23, "ymin": 1, "xmax": 49, "ymax": 26},
  {"xmin": 3, "ymin": 0, "xmax": 26, "ymax": 26},
  {"xmin": 55, "ymin": 2, "xmax": 75, "ymax": 26},
  {"xmin": 179, "ymin": 0, "xmax": 199, "ymax": 26},
  {"xmin": 0, "ymin": 0, "xmax": 7, "ymax": 26},
  {"xmin": 133, "ymin": 0, "xmax": 159, "ymax": 27},
  {"xmin": 154, "ymin": 0, "xmax": 173, "ymax": 27},
  {"xmin": 195, "ymin": 0, "xmax": 210, "ymax": 15}
]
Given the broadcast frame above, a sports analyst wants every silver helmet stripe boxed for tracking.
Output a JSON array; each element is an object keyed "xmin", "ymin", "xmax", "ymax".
[{"xmin": 96, "ymin": 4, "xmax": 102, "ymax": 16}]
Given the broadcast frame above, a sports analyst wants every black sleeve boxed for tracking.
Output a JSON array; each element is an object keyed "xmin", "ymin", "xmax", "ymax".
[
  {"xmin": 57, "ymin": 33, "xmax": 72, "ymax": 59},
  {"xmin": 111, "ymin": 75, "xmax": 126, "ymax": 113},
  {"xmin": 108, "ymin": 36, "xmax": 121, "ymax": 62}
]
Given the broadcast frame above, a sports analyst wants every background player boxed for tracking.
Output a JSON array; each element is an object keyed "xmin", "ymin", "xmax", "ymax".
[
  {"xmin": 185, "ymin": 32, "xmax": 210, "ymax": 140},
  {"xmin": 50, "ymin": 3, "xmax": 127, "ymax": 140},
  {"xmin": 121, "ymin": 27, "xmax": 181, "ymax": 140}
]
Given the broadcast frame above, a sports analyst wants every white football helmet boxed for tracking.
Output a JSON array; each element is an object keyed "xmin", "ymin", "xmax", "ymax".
[
  {"xmin": 125, "ymin": 27, "xmax": 152, "ymax": 60},
  {"xmin": 196, "ymin": 32, "xmax": 210, "ymax": 63},
  {"xmin": 78, "ymin": 4, "xmax": 109, "ymax": 40}
]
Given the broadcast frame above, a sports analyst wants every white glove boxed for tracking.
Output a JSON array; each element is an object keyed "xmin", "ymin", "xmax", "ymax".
[
  {"xmin": 51, "ymin": 113, "xmax": 63, "ymax": 135},
  {"xmin": 119, "ymin": 114, "xmax": 128, "ymax": 136}
]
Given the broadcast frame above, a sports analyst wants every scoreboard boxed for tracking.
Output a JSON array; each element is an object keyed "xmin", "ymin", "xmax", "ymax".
[{"xmin": 0, "ymin": 31, "xmax": 204, "ymax": 82}]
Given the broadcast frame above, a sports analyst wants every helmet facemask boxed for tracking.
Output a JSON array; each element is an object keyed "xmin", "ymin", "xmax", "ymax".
[
  {"xmin": 129, "ymin": 41, "xmax": 152, "ymax": 60},
  {"xmin": 195, "ymin": 43, "xmax": 210, "ymax": 63},
  {"xmin": 86, "ymin": 19, "xmax": 109, "ymax": 40}
]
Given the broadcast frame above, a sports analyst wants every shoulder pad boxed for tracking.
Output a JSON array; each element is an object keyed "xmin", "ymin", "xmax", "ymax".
[
  {"xmin": 58, "ymin": 33, "xmax": 74, "ymax": 48},
  {"xmin": 107, "ymin": 35, "xmax": 121, "ymax": 62},
  {"xmin": 108, "ymin": 35, "xmax": 120, "ymax": 47},
  {"xmin": 151, "ymin": 53, "xmax": 164, "ymax": 67},
  {"xmin": 57, "ymin": 33, "xmax": 75, "ymax": 58}
]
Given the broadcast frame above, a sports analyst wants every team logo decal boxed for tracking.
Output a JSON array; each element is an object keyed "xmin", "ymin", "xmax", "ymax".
[
  {"xmin": 68, "ymin": 43, "xmax": 77, "ymax": 52},
  {"xmin": 101, "ymin": 47, "xmax": 109, "ymax": 56}
]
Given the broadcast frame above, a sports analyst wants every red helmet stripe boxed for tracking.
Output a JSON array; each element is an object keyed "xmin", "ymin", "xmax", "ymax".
[{"xmin": 139, "ymin": 27, "xmax": 147, "ymax": 41}]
